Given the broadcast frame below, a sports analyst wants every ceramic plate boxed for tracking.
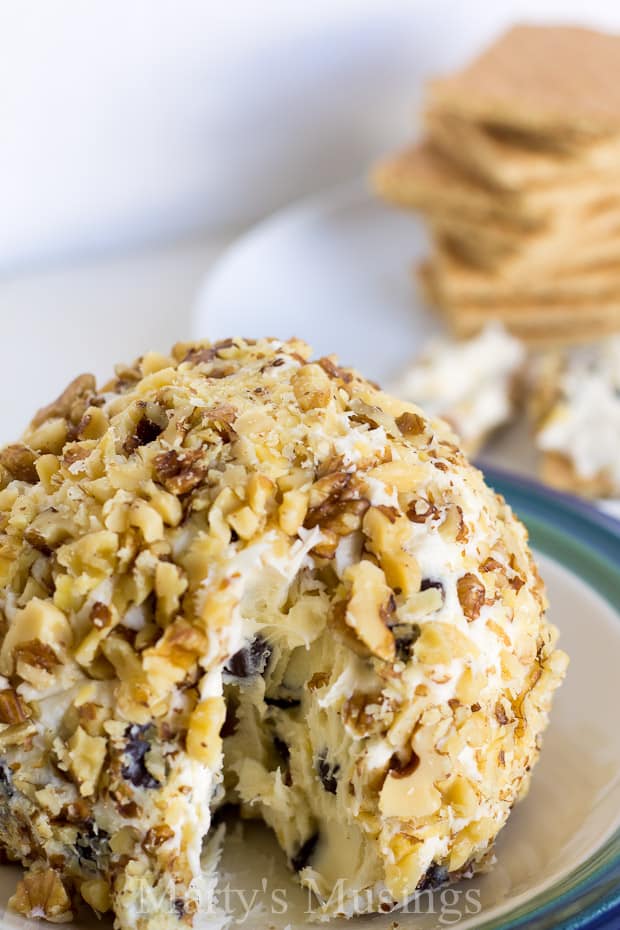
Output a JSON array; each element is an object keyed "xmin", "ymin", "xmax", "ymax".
[
  {"xmin": 1, "ymin": 470, "xmax": 618, "ymax": 930},
  {"xmin": 192, "ymin": 180, "xmax": 620, "ymax": 522}
]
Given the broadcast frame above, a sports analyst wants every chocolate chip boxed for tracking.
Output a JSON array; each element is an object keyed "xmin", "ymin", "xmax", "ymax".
[
  {"xmin": 420, "ymin": 578, "xmax": 444, "ymax": 595},
  {"xmin": 173, "ymin": 899, "xmax": 185, "ymax": 918},
  {"xmin": 220, "ymin": 701, "xmax": 239, "ymax": 738},
  {"xmin": 317, "ymin": 751, "xmax": 339, "ymax": 794},
  {"xmin": 0, "ymin": 761, "xmax": 14, "ymax": 799},
  {"xmin": 417, "ymin": 863, "xmax": 449, "ymax": 891},
  {"xmin": 273, "ymin": 737, "xmax": 290, "ymax": 763},
  {"xmin": 264, "ymin": 696, "xmax": 300, "ymax": 709},
  {"xmin": 291, "ymin": 833, "xmax": 319, "ymax": 872},
  {"xmin": 388, "ymin": 750, "xmax": 420, "ymax": 779},
  {"xmin": 225, "ymin": 636, "xmax": 272, "ymax": 678},
  {"xmin": 391, "ymin": 623, "xmax": 421, "ymax": 662},
  {"xmin": 121, "ymin": 724, "xmax": 161, "ymax": 789},
  {"xmin": 76, "ymin": 820, "xmax": 109, "ymax": 868},
  {"xmin": 211, "ymin": 802, "xmax": 240, "ymax": 829}
]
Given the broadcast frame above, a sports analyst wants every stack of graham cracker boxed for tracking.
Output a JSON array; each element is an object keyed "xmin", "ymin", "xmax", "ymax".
[{"xmin": 374, "ymin": 25, "xmax": 620, "ymax": 345}]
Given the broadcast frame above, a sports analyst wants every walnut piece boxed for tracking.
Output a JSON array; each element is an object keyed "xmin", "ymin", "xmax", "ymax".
[
  {"xmin": 457, "ymin": 573, "xmax": 486, "ymax": 621},
  {"xmin": 343, "ymin": 560, "xmax": 396, "ymax": 661},
  {"xmin": 9, "ymin": 869, "xmax": 74, "ymax": 924},
  {"xmin": 0, "ymin": 444, "xmax": 38, "ymax": 483},
  {"xmin": 32, "ymin": 373, "xmax": 96, "ymax": 428}
]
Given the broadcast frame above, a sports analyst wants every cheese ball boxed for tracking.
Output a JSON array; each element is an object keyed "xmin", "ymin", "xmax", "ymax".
[{"xmin": 0, "ymin": 337, "xmax": 567, "ymax": 927}]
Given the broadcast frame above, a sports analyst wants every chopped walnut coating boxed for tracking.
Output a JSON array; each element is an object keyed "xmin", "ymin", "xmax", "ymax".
[{"xmin": 0, "ymin": 337, "xmax": 567, "ymax": 926}]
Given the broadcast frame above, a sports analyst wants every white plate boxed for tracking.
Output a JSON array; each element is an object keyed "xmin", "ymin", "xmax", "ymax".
[
  {"xmin": 194, "ymin": 180, "xmax": 436, "ymax": 384},
  {"xmin": 192, "ymin": 181, "xmax": 620, "ymax": 522}
]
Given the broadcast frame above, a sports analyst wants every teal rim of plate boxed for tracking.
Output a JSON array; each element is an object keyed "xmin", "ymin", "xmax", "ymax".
[{"xmin": 474, "ymin": 465, "xmax": 620, "ymax": 930}]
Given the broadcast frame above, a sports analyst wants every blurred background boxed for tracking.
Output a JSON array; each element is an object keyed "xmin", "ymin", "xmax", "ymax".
[{"xmin": 1, "ymin": 0, "xmax": 620, "ymax": 441}]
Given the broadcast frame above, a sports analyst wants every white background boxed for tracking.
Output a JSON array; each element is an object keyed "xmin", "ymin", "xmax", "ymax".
[
  {"xmin": 1, "ymin": 0, "xmax": 620, "ymax": 441},
  {"xmin": 2, "ymin": 0, "xmax": 620, "ymax": 271}
]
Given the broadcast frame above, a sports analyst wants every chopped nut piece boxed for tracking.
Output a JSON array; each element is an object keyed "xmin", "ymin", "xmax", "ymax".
[
  {"xmin": 80, "ymin": 878, "xmax": 112, "ymax": 914},
  {"xmin": 0, "ymin": 444, "xmax": 39, "ymax": 483},
  {"xmin": 306, "ymin": 471, "xmax": 352, "ymax": 525},
  {"xmin": 292, "ymin": 364, "xmax": 333, "ymax": 411},
  {"xmin": 363, "ymin": 507, "xmax": 420, "ymax": 596},
  {"xmin": 186, "ymin": 696, "xmax": 226, "ymax": 766},
  {"xmin": 278, "ymin": 489, "xmax": 309, "ymax": 536},
  {"xmin": 153, "ymin": 448, "xmax": 206, "ymax": 494},
  {"xmin": 129, "ymin": 499, "xmax": 165, "ymax": 543},
  {"xmin": 457, "ymin": 573, "xmax": 486, "ymax": 621},
  {"xmin": 0, "ymin": 719, "xmax": 37, "ymax": 749},
  {"xmin": 247, "ymin": 473, "xmax": 276, "ymax": 516},
  {"xmin": 395, "ymin": 411, "xmax": 425, "ymax": 436},
  {"xmin": 440, "ymin": 503, "xmax": 468, "ymax": 543},
  {"xmin": 317, "ymin": 355, "xmax": 353, "ymax": 383},
  {"xmin": 0, "ymin": 598, "xmax": 72, "ymax": 676},
  {"xmin": 343, "ymin": 560, "xmax": 395, "ymax": 661},
  {"xmin": 0, "ymin": 688, "xmax": 29, "ymax": 725},
  {"xmin": 144, "ymin": 823, "xmax": 175, "ymax": 851},
  {"xmin": 10, "ymin": 869, "xmax": 74, "ymax": 923},
  {"xmin": 228, "ymin": 505, "xmax": 260, "ymax": 540},
  {"xmin": 415, "ymin": 621, "xmax": 476, "ymax": 664},
  {"xmin": 407, "ymin": 497, "xmax": 439, "ymax": 523},
  {"xmin": 32, "ymin": 373, "xmax": 96, "ymax": 428},
  {"xmin": 24, "ymin": 510, "xmax": 73, "ymax": 553},
  {"xmin": 67, "ymin": 726, "xmax": 107, "ymax": 796}
]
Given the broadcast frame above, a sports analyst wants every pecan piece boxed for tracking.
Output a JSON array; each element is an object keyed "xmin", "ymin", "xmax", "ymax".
[{"xmin": 14, "ymin": 640, "xmax": 61, "ymax": 673}]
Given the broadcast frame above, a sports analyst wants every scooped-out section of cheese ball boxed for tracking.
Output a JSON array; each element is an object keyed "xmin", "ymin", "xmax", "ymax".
[{"xmin": 0, "ymin": 337, "xmax": 567, "ymax": 928}]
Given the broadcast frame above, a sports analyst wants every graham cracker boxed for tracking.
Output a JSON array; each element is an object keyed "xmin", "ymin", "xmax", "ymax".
[
  {"xmin": 428, "ymin": 25, "xmax": 620, "ymax": 137},
  {"xmin": 434, "ymin": 224, "xmax": 620, "ymax": 276},
  {"xmin": 372, "ymin": 142, "xmax": 620, "ymax": 232},
  {"xmin": 418, "ymin": 263, "xmax": 620, "ymax": 345},
  {"xmin": 431, "ymin": 191, "xmax": 620, "ymax": 271},
  {"xmin": 424, "ymin": 249, "xmax": 620, "ymax": 304},
  {"xmin": 425, "ymin": 109, "xmax": 620, "ymax": 192},
  {"xmin": 372, "ymin": 144, "xmax": 540, "ymax": 228},
  {"xmin": 442, "ymin": 301, "xmax": 620, "ymax": 345}
]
